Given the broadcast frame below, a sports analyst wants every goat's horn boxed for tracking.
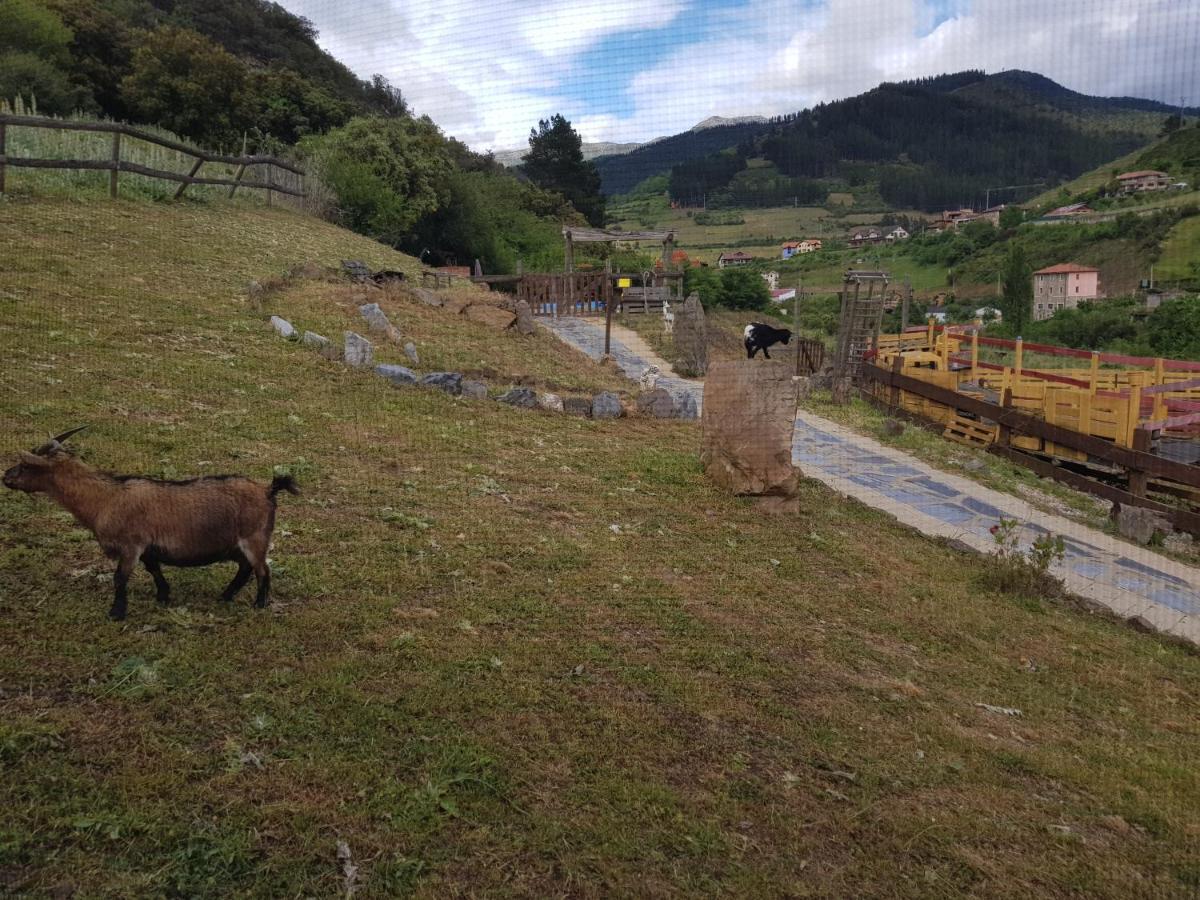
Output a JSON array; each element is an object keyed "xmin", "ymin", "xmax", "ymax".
[{"xmin": 50, "ymin": 425, "xmax": 89, "ymax": 444}]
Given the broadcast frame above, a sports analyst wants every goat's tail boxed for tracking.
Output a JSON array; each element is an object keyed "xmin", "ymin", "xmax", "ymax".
[{"xmin": 269, "ymin": 474, "xmax": 300, "ymax": 500}]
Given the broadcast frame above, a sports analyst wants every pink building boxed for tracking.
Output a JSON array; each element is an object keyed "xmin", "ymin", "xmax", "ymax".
[{"xmin": 1032, "ymin": 263, "xmax": 1101, "ymax": 321}]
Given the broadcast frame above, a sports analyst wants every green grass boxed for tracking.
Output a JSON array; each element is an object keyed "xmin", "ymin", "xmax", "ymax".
[
  {"xmin": 1157, "ymin": 216, "xmax": 1200, "ymax": 281},
  {"xmin": 2, "ymin": 196, "xmax": 1200, "ymax": 896}
]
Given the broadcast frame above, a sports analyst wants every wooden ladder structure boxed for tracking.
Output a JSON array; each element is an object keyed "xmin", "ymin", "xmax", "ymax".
[{"xmin": 832, "ymin": 271, "xmax": 888, "ymax": 401}]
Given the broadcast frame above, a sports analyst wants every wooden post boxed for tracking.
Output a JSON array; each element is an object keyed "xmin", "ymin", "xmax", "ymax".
[
  {"xmin": 1089, "ymin": 351, "xmax": 1099, "ymax": 395},
  {"xmin": 997, "ymin": 387, "xmax": 1013, "ymax": 448},
  {"xmin": 173, "ymin": 156, "xmax": 204, "ymax": 200},
  {"xmin": 603, "ymin": 258, "xmax": 614, "ymax": 357},
  {"xmin": 0, "ymin": 121, "xmax": 6, "ymax": 195},
  {"xmin": 926, "ymin": 317, "xmax": 933, "ymax": 349},
  {"xmin": 1129, "ymin": 428, "xmax": 1151, "ymax": 497},
  {"xmin": 265, "ymin": 163, "xmax": 273, "ymax": 207},
  {"xmin": 109, "ymin": 131, "xmax": 120, "ymax": 198},
  {"xmin": 970, "ymin": 330, "xmax": 979, "ymax": 383},
  {"xmin": 890, "ymin": 352, "xmax": 903, "ymax": 411},
  {"xmin": 516, "ymin": 258, "xmax": 523, "ymax": 276},
  {"xmin": 1014, "ymin": 337, "xmax": 1024, "ymax": 389},
  {"xmin": 564, "ymin": 233, "xmax": 574, "ymax": 273},
  {"xmin": 227, "ymin": 163, "xmax": 247, "ymax": 198},
  {"xmin": 900, "ymin": 280, "xmax": 911, "ymax": 333},
  {"xmin": 1126, "ymin": 385, "xmax": 1142, "ymax": 447},
  {"xmin": 793, "ymin": 275, "xmax": 802, "ymax": 378},
  {"xmin": 1154, "ymin": 357, "xmax": 1165, "ymax": 387}
]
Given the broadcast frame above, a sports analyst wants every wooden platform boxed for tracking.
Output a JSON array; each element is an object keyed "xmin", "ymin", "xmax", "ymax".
[{"xmin": 943, "ymin": 415, "xmax": 998, "ymax": 448}]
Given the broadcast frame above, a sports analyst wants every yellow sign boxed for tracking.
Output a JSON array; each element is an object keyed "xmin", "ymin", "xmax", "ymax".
[{"xmin": 617, "ymin": 277, "xmax": 632, "ymax": 288}]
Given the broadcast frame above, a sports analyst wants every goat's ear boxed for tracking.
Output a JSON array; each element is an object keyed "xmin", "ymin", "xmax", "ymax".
[{"xmin": 19, "ymin": 452, "xmax": 52, "ymax": 467}]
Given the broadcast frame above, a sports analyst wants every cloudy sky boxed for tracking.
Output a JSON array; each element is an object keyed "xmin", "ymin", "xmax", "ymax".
[{"xmin": 281, "ymin": 0, "xmax": 1198, "ymax": 152}]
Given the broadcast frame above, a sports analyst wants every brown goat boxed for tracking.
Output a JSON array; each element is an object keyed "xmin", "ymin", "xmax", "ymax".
[{"xmin": 3, "ymin": 427, "xmax": 298, "ymax": 620}]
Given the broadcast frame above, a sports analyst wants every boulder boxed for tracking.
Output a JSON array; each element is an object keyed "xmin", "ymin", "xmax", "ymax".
[
  {"xmin": 302, "ymin": 331, "xmax": 338, "ymax": 360},
  {"xmin": 700, "ymin": 360, "xmax": 801, "ymax": 497},
  {"xmin": 420, "ymin": 372, "xmax": 462, "ymax": 395},
  {"xmin": 465, "ymin": 303, "xmax": 517, "ymax": 330},
  {"xmin": 563, "ymin": 397, "xmax": 592, "ymax": 418},
  {"xmin": 498, "ymin": 387, "xmax": 538, "ymax": 408},
  {"xmin": 413, "ymin": 287, "xmax": 443, "ymax": 307},
  {"xmin": 359, "ymin": 302, "xmax": 403, "ymax": 344},
  {"xmin": 269, "ymin": 315, "xmax": 295, "ymax": 339},
  {"xmin": 343, "ymin": 331, "xmax": 374, "ymax": 368},
  {"xmin": 1114, "ymin": 504, "xmax": 1172, "ymax": 546},
  {"xmin": 442, "ymin": 296, "xmax": 472, "ymax": 315},
  {"xmin": 675, "ymin": 391, "xmax": 700, "ymax": 420},
  {"xmin": 403, "ymin": 341, "xmax": 420, "ymax": 365},
  {"xmin": 376, "ymin": 364, "xmax": 417, "ymax": 386},
  {"xmin": 883, "ymin": 418, "xmax": 905, "ymax": 437},
  {"xmin": 637, "ymin": 388, "xmax": 677, "ymax": 418},
  {"xmin": 461, "ymin": 380, "xmax": 489, "ymax": 400},
  {"xmin": 592, "ymin": 391, "xmax": 623, "ymax": 420},
  {"xmin": 674, "ymin": 293, "xmax": 708, "ymax": 377},
  {"xmin": 538, "ymin": 392, "xmax": 564, "ymax": 412},
  {"xmin": 515, "ymin": 299, "xmax": 536, "ymax": 335}
]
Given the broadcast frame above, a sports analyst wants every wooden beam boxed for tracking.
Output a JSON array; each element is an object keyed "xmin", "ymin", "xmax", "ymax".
[
  {"xmin": 173, "ymin": 157, "xmax": 204, "ymax": 199},
  {"xmin": 0, "ymin": 121, "xmax": 6, "ymax": 194},
  {"xmin": 109, "ymin": 131, "xmax": 120, "ymax": 198},
  {"xmin": 562, "ymin": 226, "xmax": 676, "ymax": 243},
  {"xmin": 0, "ymin": 157, "xmax": 304, "ymax": 195}
]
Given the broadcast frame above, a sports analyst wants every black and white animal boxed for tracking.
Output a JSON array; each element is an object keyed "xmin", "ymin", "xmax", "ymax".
[
  {"xmin": 744, "ymin": 323, "xmax": 792, "ymax": 359},
  {"xmin": 2, "ymin": 426, "xmax": 298, "ymax": 620}
]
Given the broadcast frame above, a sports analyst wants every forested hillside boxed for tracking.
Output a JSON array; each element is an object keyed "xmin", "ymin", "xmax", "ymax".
[{"xmin": 600, "ymin": 70, "xmax": 1186, "ymax": 211}]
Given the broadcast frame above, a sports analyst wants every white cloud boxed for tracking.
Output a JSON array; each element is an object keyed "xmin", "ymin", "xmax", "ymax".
[{"xmin": 281, "ymin": 0, "xmax": 1199, "ymax": 150}]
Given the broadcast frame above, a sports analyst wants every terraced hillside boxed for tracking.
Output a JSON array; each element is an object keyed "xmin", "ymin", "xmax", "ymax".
[{"xmin": 1, "ymin": 198, "xmax": 1199, "ymax": 896}]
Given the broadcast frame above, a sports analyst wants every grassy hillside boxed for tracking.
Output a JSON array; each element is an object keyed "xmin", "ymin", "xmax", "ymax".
[{"xmin": 2, "ymin": 198, "xmax": 1200, "ymax": 895}]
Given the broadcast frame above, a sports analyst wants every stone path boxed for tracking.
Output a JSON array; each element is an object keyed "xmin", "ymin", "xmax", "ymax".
[
  {"xmin": 542, "ymin": 315, "xmax": 1200, "ymax": 646},
  {"xmin": 541, "ymin": 317, "xmax": 705, "ymax": 415}
]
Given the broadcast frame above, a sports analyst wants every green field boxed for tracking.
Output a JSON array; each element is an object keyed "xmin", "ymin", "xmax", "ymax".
[
  {"xmin": 1156, "ymin": 215, "xmax": 1200, "ymax": 281},
  {"xmin": 2, "ymin": 196, "xmax": 1199, "ymax": 896}
]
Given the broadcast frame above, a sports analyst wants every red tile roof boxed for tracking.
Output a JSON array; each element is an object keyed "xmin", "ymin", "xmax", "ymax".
[
  {"xmin": 1034, "ymin": 263, "xmax": 1099, "ymax": 275},
  {"xmin": 1116, "ymin": 170, "xmax": 1168, "ymax": 179}
]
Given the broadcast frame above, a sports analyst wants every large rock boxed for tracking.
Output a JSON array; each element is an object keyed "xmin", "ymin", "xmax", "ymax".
[
  {"xmin": 461, "ymin": 380, "xmax": 488, "ymax": 400},
  {"xmin": 515, "ymin": 300, "xmax": 536, "ymax": 335},
  {"xmin": 563, "ymin": 397, "xmax": 592, "ymax": 418},
  {"xmin": 403, "ymin": 341, "xmax": 420, "ymax": 365},
  {"xmin": 343, "ymin": 331, "xmax": 374, "ymax": 368},
  {"xmin": 538, "ymin": 392, "xmax": 564, "ymax": 412},
  {"xmin": 592, "ymin": 391, "xmax": 623, "ymax": 420},
  {"xmin": 498, "ymin": 387, "xmax": 538, "ymax": 408},
  {"xmin": 420, "ymin": 372, "xmax": 462, "ymax": 395},
  {"xmin": 442, "ymin": 296, "xmax": 472, "ymax": 315},
  {"xmin": 675, "ymin": 391, "xmax": 700, "ymax": 420},
  {"xmin": 637, "ymin": 388, "xmax": 677, "ymax": 418},
  {"xmin": 359, "ymin": 303, "xmax": 402, "ymax": 343},
  {"xmin": 302, "ymin": 330, "xmax": 338, "ymax": 360},
  {"xmin": 464, "ymin": 303, "xmax": 517, "ymax": 330},
  {"xmin": 674, "ymin": 293, "xmax": 708, "ymax": 377},
  {"xmin": 376, "ymin": 364, "xmax": 417, "ymax": 386},
  {"xmin": 701, "ymin": 360, "xmax": 801, "ymax": 497},
  {"xmin": 269, "ymin": 315, "xmax": 295, "ymax": 338},
  {"xmin": 1114, "ymin": 504, "xmax": 1173, "ymax": 546},
  {"xmin": 413, "ymin": 287, "xmax": 443, "ymax": 308}
]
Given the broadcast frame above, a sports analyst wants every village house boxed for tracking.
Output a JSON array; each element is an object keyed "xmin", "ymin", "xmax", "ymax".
[
  {"xmin": 848, "ymin": 227, "xmax": 883, "ymax": 248},
  {"xmin": 932, "ymin": 208, "xmax": 977, "ymax": 230},
  {"xmin": 974, "ymin": 306, "xmax": 1002, "ymax": 322},
  {"xmin": 884, "ymin": 226, "xmax": 909, "ymax": 242},
  {"xmin": 781, "ymin": 239, "xmax": 822, "ymax": 258},
  {"xmin": 1117, "ymin": 170, "xmax": 1171, "ymax": 194},
  {"xmin": 717, "ymin": 251, "xmax": 754, "ymax": 268},
  {"xmin": 770, "ymin": 287, "xmax": 796, "ymax": 304},
  {"xmin": 926, "ymin": 305, "xmax": 949, "ymax": 324},
  {"xmin": 761, "ymin": 271, "xmax": 780, "ymax": 290},
  {"xmin": 1033, "ymin": 263, "xmax": 1101, "ymax": 321}
]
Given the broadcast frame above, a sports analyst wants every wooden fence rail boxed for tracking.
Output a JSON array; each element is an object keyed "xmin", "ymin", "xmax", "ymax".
[
  {"xmin": 860, "ymin": 361, "xmax": 1200, "ymax": 534},
  {"xmin": 0, "ymin": 114, "xmax": 305, "ymax": 200}
]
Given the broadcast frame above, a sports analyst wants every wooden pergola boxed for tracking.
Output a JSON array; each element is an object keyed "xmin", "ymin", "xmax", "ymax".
[{"xmin": 561, "ymin": 226, "xmax": 677, "ymax": 273}]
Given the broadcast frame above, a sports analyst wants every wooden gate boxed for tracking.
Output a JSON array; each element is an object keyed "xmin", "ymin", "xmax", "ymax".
[
  {"xmin": 518, "ymin": 273, "xmax": 611, "ymax": 317},
  {"xmin": 795, "ymin": 338, "xmax": 825, "ymax": 375}
]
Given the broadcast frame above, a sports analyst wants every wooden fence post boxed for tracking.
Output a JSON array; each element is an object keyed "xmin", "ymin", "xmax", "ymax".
[
  {"xmin": 227, "ymin": 163, "xmax": 247, "ymax": 198},
  {"xmin": 603, "ymin": 259, "xmax": 614, "ymax": 357},
  {"xmin": 173, "ymin": 156, "xmax": 204, "ymax": 200},
  {"xmin": 1129, "ymin": 428, "xmax": 1151, "ymax": 498},
  {"xmin": 0, "ymin": 121, "xmax": 6, "ymax": 195},
  {"xmin": 1089, "ymin": 351, "xmax": 1099, "ymax": 395},
  {"xmin": 970, "ymin": 330, "xmax": 979, "ymax": 383},
  {"xmin": 109, "ymin": 131, "xmax": 120, "ymax": 198}
]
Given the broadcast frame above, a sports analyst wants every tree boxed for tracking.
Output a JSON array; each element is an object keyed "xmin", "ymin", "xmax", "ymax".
[
  {"xmin": 999, "ymin": 244, "xmax": 1033, "ymax": 335},
  {"xmin": 522, "ymin": 114, "xmax": 605, "ymax": 226},
  {"xmin": 1161, "ymin": 114, "xmax": 1183, "ymax": 137},
  {"xmin": 120, "ymin": 26, "xmax": 249, "ymax": 146},
  {"xmin": 0, "ymin": 0, "xmax": 87, "ymax": 114},
  {"xmin": 683, "ymin": 266, "xmax": 726, "ymax": 308},
  {"xmin": 719, "ymin": 267, "xmax": 771, "ymax": 311},
  {"xmin": 304, "ymin": 115, "xmax": 454, "ymax": 245},
  {"xmin": 998, "ymin": 205, "xmax": 1025, "ymax": 230},
  {"xmin": 0, "ymin": 0, "xmax": 73, "ymax": 62}
]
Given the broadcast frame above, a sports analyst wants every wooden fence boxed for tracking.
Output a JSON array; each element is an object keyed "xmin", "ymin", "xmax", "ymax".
[
  {"xmin": 518, "ymin": 273, "xmax": 612, "ymax": 317},
  {"xmin": 860, "ymin": 360, "xmax": 1200, "ymax": 535},
  {"xmin": 0, "ymin": 114, "xmax": 305, "ymax": 201}
]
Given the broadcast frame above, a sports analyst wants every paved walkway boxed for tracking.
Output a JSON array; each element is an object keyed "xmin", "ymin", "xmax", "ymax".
[
  {"xmin": 542, "ymin": 316, "xmax": 1200, "ymax": 645},
  {"xmin": 542, "ymin": 318, "xmax": 705, "ymax": 416}
]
